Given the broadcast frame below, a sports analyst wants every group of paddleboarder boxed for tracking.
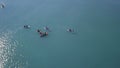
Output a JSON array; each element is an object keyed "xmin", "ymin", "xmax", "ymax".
[
  {"xmin": 37, "ymin": 29, "xmax": 48, "ymax": 37},
  {"xmin": 24, "ymin": 25, "xmax": 74, "ymax": 37},
  {"xmin": 23, "ymin": 25, "xmax": 49, "ymax": 37},
  {"xmin": 1, "ymin": 3, "xmax": 74, "ymax": 37}
]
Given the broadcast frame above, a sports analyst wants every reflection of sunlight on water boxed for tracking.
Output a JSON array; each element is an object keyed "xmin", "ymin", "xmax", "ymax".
[
  {"xmin": 0, "ymin": 32, "xmax": 12, "ymax": 68},
  {"xmin": 0, "ymin": 31, "xmax": 27, "ymax": 68},
  {"xmin": 0, "ymin": 31, "xmax": 16, "ymax": 68}
]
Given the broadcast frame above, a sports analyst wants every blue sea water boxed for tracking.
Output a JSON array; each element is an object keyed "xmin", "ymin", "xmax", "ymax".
[{"xmin": 0, "ymin": 0, "xmax": 120, "ymax": 68}]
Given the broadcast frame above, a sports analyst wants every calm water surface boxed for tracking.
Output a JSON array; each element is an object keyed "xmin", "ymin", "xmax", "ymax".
[{"xmin": 0, "ymin": 0, "xmax": 120, "ymax": 68}]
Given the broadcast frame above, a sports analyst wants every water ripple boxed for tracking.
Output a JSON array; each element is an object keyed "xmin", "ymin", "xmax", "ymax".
[{"xmin": 0, "ymin": 30, "xmax": 27, "ymax": 68}]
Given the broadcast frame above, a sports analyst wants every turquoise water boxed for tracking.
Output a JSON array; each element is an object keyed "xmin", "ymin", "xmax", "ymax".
[{"xmin": 0, "ymin": 0, "xmax": 120, "ymax": 68}]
